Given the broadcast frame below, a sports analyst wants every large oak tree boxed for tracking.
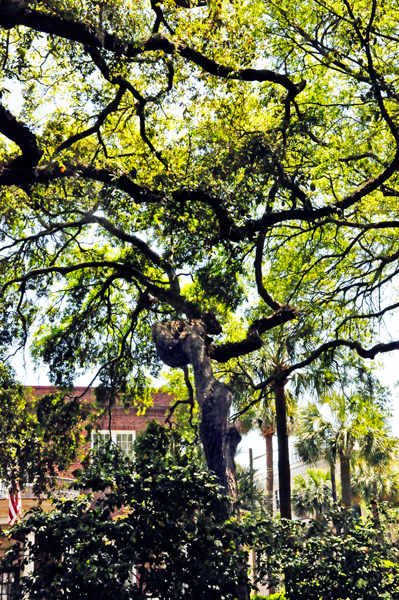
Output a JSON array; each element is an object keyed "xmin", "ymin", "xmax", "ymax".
[{"xmin": 1, "ymin": 0, "xmax": 399, "ymax": 500}]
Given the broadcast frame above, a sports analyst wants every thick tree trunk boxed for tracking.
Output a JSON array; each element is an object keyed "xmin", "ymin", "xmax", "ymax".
[
  {"xmin": 274, "ymin": 382, "xmax": 291, "ymax": 519},
  {"xmin": 153, "ymin": 320, "xmax": 250, "ymax": 600},
  {"xmin": 152, "ymin": 320, "xmax": 241, "ymax": 497},
  {"xmin": 340, "ymin": 452, "xmax": 351, "ymax": 508},
  {"xmin": 265, "ymin": 432, "xmax": 274, "ymax": 514},
  {"xmin": 330, "ymin": 462, "xmax": 337, "ymax": 503}
]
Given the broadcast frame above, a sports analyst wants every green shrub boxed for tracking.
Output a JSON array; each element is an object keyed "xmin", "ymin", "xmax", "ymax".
[
  {"xmin": 2, "ymin": 422, "xmax": 247, "ymax": 600},
  {"xmin": 251, "ymin": 510, "xmax": 399, "ymax": 600}
]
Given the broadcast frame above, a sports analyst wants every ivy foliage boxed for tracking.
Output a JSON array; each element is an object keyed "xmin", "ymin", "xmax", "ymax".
[
  {"xmin": 3, "ymin": 421, "xmax": 247, "ymax": 600},
  {"xmin": 3, "ymin": 420, "xmax": 399, "ymax": 599}
]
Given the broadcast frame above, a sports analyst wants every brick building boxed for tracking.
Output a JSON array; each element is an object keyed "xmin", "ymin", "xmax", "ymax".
[
  {"xmin": 1, "ymin": 386, "xmax": 174, "ymax": 525},
  {"xmin": 0, "ymin": 386, "xmax": 174, "ymax": 579}
]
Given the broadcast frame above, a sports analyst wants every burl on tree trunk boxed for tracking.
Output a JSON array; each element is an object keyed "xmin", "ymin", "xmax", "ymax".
[{"xmin": 152, "ymin": 320, "xmax": 241, "ymax": 497}]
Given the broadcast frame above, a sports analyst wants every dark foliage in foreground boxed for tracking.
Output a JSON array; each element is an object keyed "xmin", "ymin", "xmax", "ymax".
[
  {"xmin": 3, "ymin": 422, "xmax": 246, "ymax": 600},
  {"xmin": 3, "ymin": 422, "xmax": 399, "ymax": 599},
  {"xmin": 250, "ymin": 509, "xmax": 399, "ymax": 599}
]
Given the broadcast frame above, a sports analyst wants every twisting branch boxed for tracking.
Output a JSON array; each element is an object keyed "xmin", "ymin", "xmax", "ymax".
[
  {"xmin": 0, "ymin": 162, "xmax": 165, "ymax": 203},
  {"xmin": 0, "ymin": 258, "xmax": 204, "ymax": 322},
  {"xmin": 0, "ymin": 3, "xmax": 306, "ymax": 96},
  {"xmin": 241, "ymin": 147, "xmax": 399, "ymax": 234},
  {"xmin": 255, "ymin": 232, "xmax": 283, "ymax": 310},
  {"xmin": 172, "ymin": 188, "xmax": 241, "ymax": 242},
  {"xmin": 80, "ymin": 213, "xmax": 180, "ymax": 293},
  {"xmin": 210, "ymin": 305, "xmax": 299, "ymax": 363},
  {"xmin": 151, "ymin": 0, "xmax": 174, "ymax": 34},
  {"xmin": 339, "ymin": 152, "xmax": 384, "ymax": 164},
  {"xmin": 335, "ymin": 301, "xmax": 399, "ymax": 333},
  {"xmin": 85, "ymin": 47, "xmax": 169, "ymax": 167},
  {"xmin": 0, "ymin": 103, "xmax": 42, "ymax": 167},
  {"xmin": 55, "ymin": 85, "xmax": 127, "ymax": 154},
  {"xmin": 279, "ymin": 338, "xmax": 399, "ymax": 381},
  {"xmin": 0, "ymin": 261, "xmax": 133, "ymax": 293}
]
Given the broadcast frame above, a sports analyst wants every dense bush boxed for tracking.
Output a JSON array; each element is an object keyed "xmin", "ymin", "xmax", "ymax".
[
  {"xmin": 251, "ymin": 510, "xmax": 399, "ymax": 600},
  {"xmin": 3, "ymin": 421, "xmax": 399, "ymax": 600},
  {"xmin": 3, "ymin": 422, "xmax": 247, "ymax": 600}
]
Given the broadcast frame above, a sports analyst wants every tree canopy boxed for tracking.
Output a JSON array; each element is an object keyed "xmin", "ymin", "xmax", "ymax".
[{"xmin": 1, "ymin": 0, "xmax": 399, "ymax": 490}]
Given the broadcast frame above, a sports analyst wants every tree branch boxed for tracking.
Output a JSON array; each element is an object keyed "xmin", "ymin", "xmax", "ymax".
[
  {"xmin": 55, "ymin": 85, "xmax": 127, "ymax": 154},
  {"xmin": 84, "ymin": 213, "xmax": 180, "ymax": 293},
  {"xmin": 254, "ymin": 231, "xmax": 283, "ymax": 310},
  {"xmin": 0, "ymin": 162, "xmax": 165, "ymax": 204},
  {"xmin": 243, "ymin": 148, "xmax": 399, "ymax": 234},
  {"xmin": 0, "ymin": 3, "xmax": 305, "ymax": 96},
  {"xmin": 282, "ymin": 338, "xmax": 399, "ymax": 379},
  {"xmin": 0, "ymin": 103, "xmax": 42, "ymax": 167},
  {"xmin": 209, "ymin": 305, "xmax": 299, "ymax": 363},
  {"xmin": 1, "ymin": 260, "xmax": 203, "ymax": 322}
]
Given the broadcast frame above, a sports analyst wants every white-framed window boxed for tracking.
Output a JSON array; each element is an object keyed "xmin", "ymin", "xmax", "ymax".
[
  {"xmin": 0, "ymin": 569, "xmax": 18, "ymax": 600},
  {"xmin": 92, "ymin": 430, "xmax": 136, "ymax": 457}
]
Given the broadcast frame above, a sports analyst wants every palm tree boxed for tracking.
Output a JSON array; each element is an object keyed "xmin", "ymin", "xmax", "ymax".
[
  {"xmin": 225, "ymin": 329, "xmax": 383, "ymax": 519},
  {"xmin": 295, "ymin": 394, "xmax": 396, "ymax": 508},
  {"xmin": 226, "ymin": 327, "xmax": 345, "ymax": 519},
  {"xmin": 259, "ymin": 407, "xmax": 276, "ymax": 514},
  {"xmin": 236, "ymin": 386, "xmax": 296, "ymax": 516},
  {"xmin": 235, "ymin": 462, "xmax": 267, "ymax": 515},
  {"xmin": 295, "ymin": 402, "xmax": 339, "ymax": 503},
  {"xmin": 351, "ymin": 460, "xmax": 399, "ymax": 529},
  {"xmin": 233, "ymin": 341, "xmax": 297, "ymax": 519},
  {"xmin": 292, "ymin": 469, "xmax": 333, "ymax": 521}
]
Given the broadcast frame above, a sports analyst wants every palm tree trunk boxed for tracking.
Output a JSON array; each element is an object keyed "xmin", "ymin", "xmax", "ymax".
[
  {"xmin": 330, "ymin": 462, "xmax": 337, "ymax": 503},
  {"xmin": 274, "ymin": 381, "xmax": 291, "ymax": 519},
  {"xmin": 339, "ymin": 452, "xmax": 351, "ymax": 508},
  {"xmin": 266, "ymin": 432, "xmax": 274, "ymax": 514},
  {"xmin": 371, "ymin": 499, "xmax": 382, "ymax": 531}
]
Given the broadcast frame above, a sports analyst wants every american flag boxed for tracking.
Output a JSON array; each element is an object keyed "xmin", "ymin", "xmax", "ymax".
[{"xmin": 8, "ymin": 485, "xmax": 21, "ymax": 526}]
